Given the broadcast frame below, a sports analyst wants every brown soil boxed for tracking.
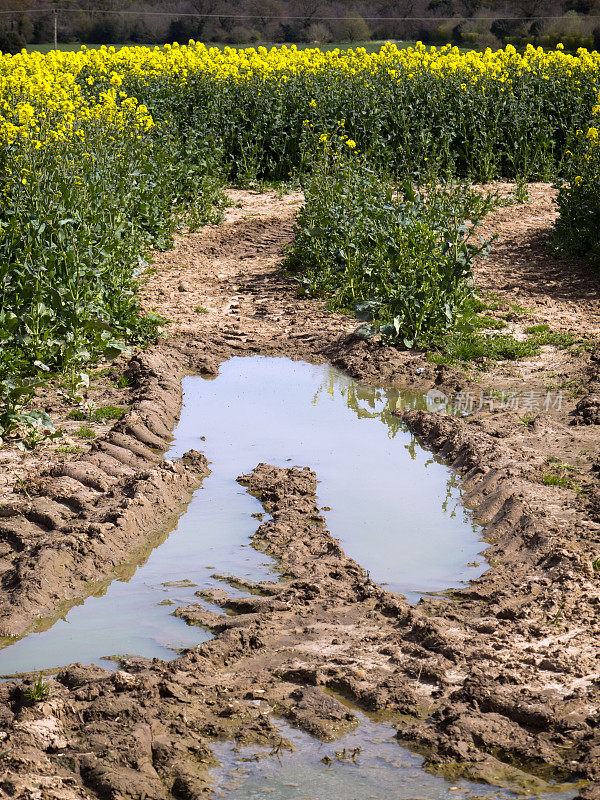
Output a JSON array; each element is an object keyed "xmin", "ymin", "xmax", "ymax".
[{"xmin": 1, "ymin": 185, "xmax": 600, "ymax": 799}]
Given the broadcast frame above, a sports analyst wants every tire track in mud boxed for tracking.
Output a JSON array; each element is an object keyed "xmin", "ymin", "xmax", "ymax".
[
  {"xmin": 0, "ymin": 462, "xmax": 594, "ymax": 800},
  {"xmin": 1, "ymin": 188, "xmax": 600, "ymax": 798},
  {"xmin": 0, "ymin": 350, "xmax": 208, "ymax": 639}
]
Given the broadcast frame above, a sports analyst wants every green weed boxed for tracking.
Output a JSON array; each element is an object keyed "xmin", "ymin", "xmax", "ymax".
[
  {"xmin": 117, "ymin": 374, "xmax": 133, "ymax": 389},
  {"xmin": 24, "ymin": 675, "xmax": 50, "ymax": 704},
  {"xmin": 93, "ymin": 406, "xmax": 125, "ymax": 422},
  {"xmin": 508, "ymin": 302, "xmax": 532, "ymax": 315},
  {"xmin": 541, "ymin": 472, "xmax": 572, "ymax": 487},
  {"xmin": 529, "ymin": 330, "xmax": 583, "ymax": 348},
  {"xmin": 427, "ymin": 331, "xmax": 539, "ymax": 366},
  {"xmin": 286, "ymin": 137, "xmax": 498, "ymax": 346},
  {"xmin": 468, "ymin": 314, "xmax": 507, "ymax": 331},
  {"xmin": 512, "ymin": 177, "xmax": 530, "ymax": 204},
  {"xmin": 518, "ymin": 412, "xmax": 535, "ymax": 427},
  {"xmin": 74, "ymin": 425, "xmax": 95, "ymax": 440},
  {"xmin": 547, "ymin": 456, "xmax": 576, "ymax": 470},
  {"xmin": 541, "ymin": 462, "xmax": 585, "ymax": 491}
]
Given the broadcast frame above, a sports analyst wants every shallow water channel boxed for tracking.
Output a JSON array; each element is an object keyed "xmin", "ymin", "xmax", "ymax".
[
  {"xmin": 0, "ymin": 356, "xmax": 579, "ymax": 798},
  {"xmin": 211, "ymin": 709, "xmax": 576, "ymax": 800}
]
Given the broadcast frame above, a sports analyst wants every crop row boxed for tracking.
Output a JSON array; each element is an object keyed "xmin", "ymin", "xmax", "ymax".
[{"xmin": 0, "ymin": 41, "xmax": 598, "ymax": 436}]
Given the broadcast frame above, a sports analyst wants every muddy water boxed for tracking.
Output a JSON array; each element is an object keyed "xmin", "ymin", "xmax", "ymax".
[
  {"xmin": 211, "ymin": 710, "xmax": 578, "ymax": 800},
  {"xmin": 0, "ymin": 356, "xmax": 482, "ymax": 675},
  {"xmin": 169, "ymin": 356, "xmax": 483, "ymax": 598},
  {"xmin": 0, "ymin": 357, "xmax": 581, "ymax": 799}
]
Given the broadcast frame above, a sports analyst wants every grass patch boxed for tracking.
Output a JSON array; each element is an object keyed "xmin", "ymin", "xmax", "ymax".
[
  {"xmin": 24, "ymin": 675, "xmax": 50, "ymax": 704},
  {"xmin": 93, "ymin": 405, "xmax": 126, "ymax": 422},
  {"xmin": 68, "ymin": 404, "xmax": 125, "ymax": 422},
  {"xmin": 194, "ymin": 305, "xmax": 209, "ymax": 314},
  {"xmin": 529, "ymin": 330, "xmax": 583, "ymax": 348},
  {"xmin": 56, "ymin": 444, "xmax": 84, "ymax": 454},
  {"xmin": 468, "ymin": 314, "xmax": 507, "ymax": 331},
  {"xmin": 427, "ymin": 331, "xmax": 539, "ymax": 366},
  {"xmin": 524, "ymin": 323, "xmax": 594, "ymax": 350},
  {"xmin": 541, "ymin": 471, "xmax": 572, "ymax": 487},
  {"xmin": 117, "ymin": 374, "xmax": 133, "ymax": 389},
  {"xmin": 541, "ymin": 460, "xmax": 586, "ymax": 491},
  {"xmin": 74, "ymin": 425, "xmax": 95, "ymax": 440},
  {"xmin": 429, "ymin": 314, "xmax": 595, "ymax": 367}
]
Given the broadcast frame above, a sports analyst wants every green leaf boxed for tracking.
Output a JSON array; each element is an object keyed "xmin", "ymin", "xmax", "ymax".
[
  {"xmin": 353, "ymin": 323, "xmax": 378, "ymax": 340},
  {"xmin": 354, "ymin": 301, "xmax": 379, "ymax": 322}
]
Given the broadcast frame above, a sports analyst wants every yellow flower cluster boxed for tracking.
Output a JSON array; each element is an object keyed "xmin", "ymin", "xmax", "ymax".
[
  {"xmin": 78, "ymin": 40, "xmax": 600, "ymax": 83},
  {"xmin": 0, "ymin": 48, "xmax": 153, "ymax": 147},
  {"xmin": 0, "ymin": 41, "xmax": 600, "ymax": 141},
  {"xmin": 2, "ymin": 39, "xmax": 598, "ymax": 152},
  {"xmin": 2, "ymin": 39, "xmax": 600, "ymax": 179}
]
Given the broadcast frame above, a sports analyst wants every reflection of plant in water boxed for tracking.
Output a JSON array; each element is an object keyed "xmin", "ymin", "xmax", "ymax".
[
  {"xmin": 404, "ymin": 436, "xmax": 418, "ymax": 461},
  {"xmin": 321, "ymin": 746, "xmax": 361, "ymax": 766},
  {"xmin": 441, "ymin": 471, "xmax": 472, "ymax": 524},
  {"xmin": 313, "ymin": 367, "xmax": 407, "ymax": 439},
  {"xmin": 313, "ymin": 367, "xmax": 471, "ymax": 520}
]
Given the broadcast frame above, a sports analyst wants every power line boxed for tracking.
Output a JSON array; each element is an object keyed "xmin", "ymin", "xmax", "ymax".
[{"xmin": 0, "ymin": 7, "xmax": 598, "ymax": 22}]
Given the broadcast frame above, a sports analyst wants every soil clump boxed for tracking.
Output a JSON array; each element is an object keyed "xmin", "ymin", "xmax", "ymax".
[
  {"xmin": 0, "ymin": 463, "xmax": 596, "ymax": 799},
  {"xmin": 0, "ymin": 186, "xmax": 599, "ymax": 798}
]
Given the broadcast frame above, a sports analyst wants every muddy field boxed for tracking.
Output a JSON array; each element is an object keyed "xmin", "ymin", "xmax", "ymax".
[{"xmin": 0, "ymin": 186, "xmax": 599, "ymax": 799}]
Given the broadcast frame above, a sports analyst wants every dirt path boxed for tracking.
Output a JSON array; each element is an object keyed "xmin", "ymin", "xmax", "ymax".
[
  {"xmin": 476, "ymin": 184, "xmax": 600, "ymax": 335},
  {"xmin": 0, "ymin": 186, "xmax": 600, "ymax": 799}
]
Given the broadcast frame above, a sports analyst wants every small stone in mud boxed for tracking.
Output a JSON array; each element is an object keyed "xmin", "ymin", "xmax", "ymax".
[{"xmin": 178, "ymin": 281, "xmax": 191, "ymax": 292}]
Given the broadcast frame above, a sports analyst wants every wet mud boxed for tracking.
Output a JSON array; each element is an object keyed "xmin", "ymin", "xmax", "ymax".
[
  {"xmin": 0, "ymin": 463, "xmax": 594, "ymax": 799},
  {"xmin": 0, "ymin": 186, "xmax": 599, "ymax": 798}
]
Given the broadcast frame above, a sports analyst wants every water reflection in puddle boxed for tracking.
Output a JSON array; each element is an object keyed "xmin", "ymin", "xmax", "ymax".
[
  {"xmin": 0, "ymin": 356, "xmax": 484, "ymax": 675},
  {"xmin": 169, "ymin": 356, "xmax": 484, "ymax": 599}
]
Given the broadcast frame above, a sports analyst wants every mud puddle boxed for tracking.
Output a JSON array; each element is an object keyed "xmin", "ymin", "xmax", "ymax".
[
  {"xmin": 169, "ymin": 356, "xmax": 485, "ymax": 600},
  {"xmin": 211, "ymin": 711, "xmax": 578, "ymax": 800},
  {"xmin": 0, "ymin": 356, "xmax": 484, "ymax": 676}
]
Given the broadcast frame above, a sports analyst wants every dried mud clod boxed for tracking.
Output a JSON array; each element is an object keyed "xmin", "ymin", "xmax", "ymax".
[
  {"xmin": 573, "ymin": 393, "xmax": 600, "ymax": 425},
  {"xmin": 0, "ymin": 463, "xmax": 599, "ymax": 799},
  {"xmin": 0, "ymin": 348, "xmax": 209, "ymax": 639}
]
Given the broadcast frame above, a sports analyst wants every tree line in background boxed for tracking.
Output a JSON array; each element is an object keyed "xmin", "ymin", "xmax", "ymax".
[{"xmin": 2, "ymin": 0, "xmax": 600, "ymax": 53}]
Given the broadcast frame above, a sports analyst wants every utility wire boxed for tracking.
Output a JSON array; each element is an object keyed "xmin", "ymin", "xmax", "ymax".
[{"xmin": 0, "ymin": 7, "xmax": 598, "ymax": 21}]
